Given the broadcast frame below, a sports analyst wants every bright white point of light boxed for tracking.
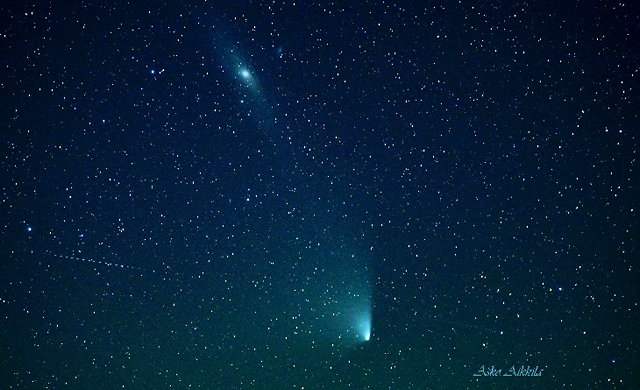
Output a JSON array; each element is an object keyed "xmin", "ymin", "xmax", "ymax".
[
  {"xmin": 355, "ymin": 313, "xmax": 372, "ymax": 342},
  {"xmin": 240, "ymin": 69, "xmax": 250, "ymax": 78},
  {"xmin": 27, "ymin": 226, "xmax": 32, "ymax": 232}
]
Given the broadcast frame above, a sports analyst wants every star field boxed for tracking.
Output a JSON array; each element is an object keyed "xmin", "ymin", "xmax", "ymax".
[{"xmin": 1, "ymin": 1, "xmax": 638, "ymax": 389}]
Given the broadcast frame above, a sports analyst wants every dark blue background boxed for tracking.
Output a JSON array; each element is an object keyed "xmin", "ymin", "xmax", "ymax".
[{"xmin": 1, "ymin": 0, "xmax": 638, "ymax": 388}]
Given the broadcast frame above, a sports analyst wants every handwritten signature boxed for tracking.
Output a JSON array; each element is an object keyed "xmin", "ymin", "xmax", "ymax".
[{"xmin": 473, "ymin": 365, "xmax": 544, "ymax": 377}]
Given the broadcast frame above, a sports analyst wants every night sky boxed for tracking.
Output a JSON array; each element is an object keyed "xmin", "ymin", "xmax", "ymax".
[{"xmin": 1, "ymin": 1, "xmax": 638, "ymax": 389}]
